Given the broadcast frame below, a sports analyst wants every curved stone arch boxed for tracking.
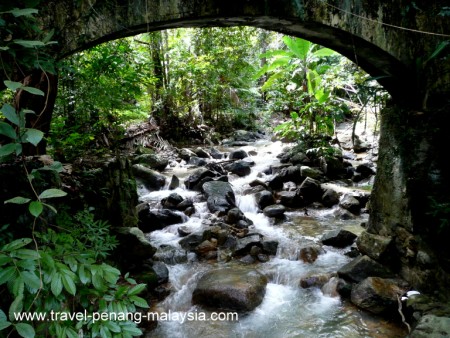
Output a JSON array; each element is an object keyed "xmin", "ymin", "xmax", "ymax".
[{"xmin": 43, "ymin": 0, "xmax": 437, "ymax": 103}]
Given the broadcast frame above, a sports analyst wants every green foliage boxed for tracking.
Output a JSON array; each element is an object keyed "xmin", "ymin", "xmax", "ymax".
[{"xmin": 0, "ymin": 223, "xmax": 147, "ymax": 338}]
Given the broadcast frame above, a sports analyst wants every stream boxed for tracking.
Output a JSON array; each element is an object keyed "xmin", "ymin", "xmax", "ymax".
[{"xmin": 137, "ymin": 139, "xmax": 407, "ymax": 338}]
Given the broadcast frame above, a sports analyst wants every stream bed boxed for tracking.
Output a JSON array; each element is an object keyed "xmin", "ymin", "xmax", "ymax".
[{"xmin": 137, "ymin": 140, "xmax": 407, "ymax": 338}]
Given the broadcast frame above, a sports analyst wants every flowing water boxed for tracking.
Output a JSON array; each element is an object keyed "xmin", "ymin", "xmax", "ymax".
[{"xmin": 138, "ymin": 140, "xmax": 407, "ymax": 338}]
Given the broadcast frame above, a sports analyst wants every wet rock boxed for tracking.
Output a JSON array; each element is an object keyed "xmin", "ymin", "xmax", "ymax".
[
  {"xmin": 176, "ymin": 199, "xmax": 194, "ymax": 211},
  {"xmin": 321, "ymin": 276, "xmax": 340, "ymax": 297},
  {"xmin": 298, "ymin": 244, "xmax": 325, "ymax": 263},
  {"xmin": 263, "ymin": 204, "xmax": 286, "ymax": 218},
  {"xmin": 410, "ymin": 315, "xmax": 450, "ymax": 338},
  {"xmin": 240, "ymin": 254, "xmax": 256, "ymax": 264},
  {"xmin": 355, "ymin": 162, "xmax": 375, "ymax": 178},
  {"xmin": 267, "ymin": 174, "xmax": 284, "ymax": 190},
  {"xmin": 184, "ymin": 206, "xmax": 195, "ymax": 216},
  {"xmin": 279, "ymin": 165, "xmax": 303, "ymax": 184},
  {"xmin": 161, "ymin": 193, "xmax": 184, "ymax": 209},
  {"xmin": 184, "ymin": 168, "xmax": 216, "ymax": 190},
  {"xmin": 133, "ymin": 154, "xmax": 168, "ymax": 171},
  {"xmin": 195, "ymin": 240, "xmax": 217, "ymax": 257},
  {"xmin": 290, "ymin": 152, "xmax": 309, "ymax": 165},
  {"xmin": 224, "ymin": 160, "xmax": 252, "ymax": 177},
  {"xmin": 189, "ymin": 156, "xmax": 207, "ymax": 167},
  {"xmin": 249, "ymin": 179, "xmax": 268, "ymax": 189},
  {"xmin": 177, "ymin": 225, "xmax": 191, "ymax": 237},
  {"xmin": 321, "ymin": 188, "xmax": 340, "ymax": 207},
  {"xmin": 278, "ymin": 191, "xmax": 304, "ymax": 208},
  {"xmin": 333, "ymin": 208, "xmax": 356, "ymax": 220},
  {"xmin": 256, "ymin": 190, "xmax": 275, "ymax": 210},
  {"xmin": 356, "ymin": 231, "xmax": 393, "ymax": 262},
  {"xmin": 179, "ymin": 148, "xmax": 196, "ymax": 161},
  {"xmin": 168, "ymin": 175, "xmax": 180, "ymax": 190},
  {"xmin": 132, "ymin": 164, "xmax": 166, "ymax": 190},
  {"xmin": 321, "ymin": 229, "xmax": 357, "ymax": 248},
  {"xmin": 339, "ymin": 194, "xmax": 361, "ymax": 214},
  {"xmin": 194, "ymin": 147, "xmax": 211, "ymax": 158},
  {"xmin": 336, "ymin": 278, "xmax": 352, "ymax": 298},
  {"xmin": 153, "ymin": 245, "xmax": 188, "ymax": 264},
  {"xmin": 152, "ymin": 261, "xmax": 169, "ymax": 284},
  {"xmin": 338, "ymin": 255, "xmax": 395, "ymax": 283},
  {"xmin": 202, "ymin": 181, "xmax": 236, "ymax": 215},
  {"xmin": 138, "ymin": 208, "xmax": 185, "ymax": 232},
  {"xmin": 262, "ymin": 240, "xmax": 279, "ymax": 255},
  {"xmin": 229, "ymin": 149, "xmax": 248, "ymax": 160},
  {"xmin": 192, "ymin": 268, "xmax": 268, "ymax": 312},
  {"xmin": 114, "ymin": 227, "xmax": 156, "ymax": 262},
  {"xmin": 227, "ymin": 207, "xmax": 247, "ymax": 224},
  {"xmin": 209, "ymin": 148, "xmax": 224, "ymax": 159},
  {"xmin": 249, "ymin": 245, "xmax": 262, "ymax": 257},
  {"xmin": 257, "ymin": 254, "xmax": 270, "ymax": 262},
  {"xmin": 300, "ymin": 273, "xmax": 334, "ymax": 289},
  {"xmin": 297, "ymin": 177, "xmax": 322, "ymax": 203},
  {"xmin": 235, "ymin": 234, "xmax": 262, "ymax": 255},
  {"xmin": 270, "ymin": 163, "xmax": 291, "ymax": 174},
  {"xmin": 179, "ymin": 232, "xmax": 204, "ymax": 251},
  {"xmin": 300, "ymin": 166, "xmax": 323, "ymax": 180},
  {"xmin": 351, "ymin": 277, "xmax": 408, "ymax": 315}
]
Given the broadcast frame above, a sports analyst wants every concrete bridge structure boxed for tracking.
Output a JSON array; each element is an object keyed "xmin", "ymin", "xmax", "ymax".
[{"xmin": 12, "ymin": 0, "xmax": 450, "ymax": 294}]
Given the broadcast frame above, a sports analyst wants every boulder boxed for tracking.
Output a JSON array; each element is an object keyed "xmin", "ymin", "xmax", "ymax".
[
  {"xmin": 298, "ymin": 244, "xmax": 325, "ymax": 263},
  {"xmin": 195, "ymin": 240, "xmax": 217, "ymax": 257},
  {"xmin": 235, "ymin": 234, "xmax": 262, "ymax": 256},
  {"xmin": 138, "ymin": 208, "xmax": 185, "ymax": 232},
  {"xmin": 279, "ymin": 165, "xmax": 303, "ymax": 184},
  {"xmin": 194, "ymin": 147, "xmax": 211, "ymax": 158},
  {"xmin": 321, "ymin": 229, "xmax": 357, "ymax": 248},
  {"xmin": 168, "ymin": 175, "xmax": 180, "ymax": 190},
  {"xmin": 114, "ymin": 227, "xmax": 156, "ymax": 262},
  {"xmin": 263, "ymin": 204, "xmax": 286, "ymax": 218},
  {"xmin": 188, "ymin": 156, "xmax": 207, "ymax": 167},
  {"xmin": 229, "ymin": 149, "xmax": 248, "ymax": 160},
  {"xmin": 256, "ymin": 190, "xmax": 275, "ymax": 210},
  {"xmin": 132, "ymin": 164, "xmax": 166, "ymax": 190},
  {"xmin": 161, "ymin": 193, "xmax": 184, "ymax": 209},
  {"xmin": 297, "ymin": 177, "xmax": 322, "ymax": 203},
  {"xmin": 267, "ymin": 174, "xmax": 284, "ymax": 190},
  {"xmin": 133, "ymin": 154, "xmax": 168, "ymax": 171},
  {"xmin": 179, "ymin": 232, "xmax": 204, "ymax": 251},
  {"xmin": 339, "ymin": 194, "xmax": 361, "ymax": 214},
  {"xmin": 202, "ymin": 181, "xmax": 236, "ymax": 215},
  {"xmin": 338, "ymin": 255, "xmax": 395, "ymax": 283},
  {"xmin": 355, "ymin": 162, "xmax": 376, "ymax": 178},
  {"xmin": 179, "ymin": 148, "xmax": 196, "ymax": 161},
  {"xmin": 184, "ymin": 168, "xmax": 215, "ymax": 190},
  {"xmin": 351, "ymin": 277, "xmax": 408, "ymax": 315},
  {"xmin": 300, "ymin": 273, "xmax": 334, "ymax": 289},
  {"xmin": 410, "ymin": 315, "xmax": 450, "ymax": 338},
  {"xmin": 209, "ymin": 148, "xmax": 224, "ymax": 159},
  {"xmin": 300, "ymin": 166, "xmax": 323, "ymax": 179},
  {"xmin": 278, "ymin": 191, "xmax": 304, "ymax": 208},
  {"xmin": 224, "ymin": 160, "xmax": 252, "ymax": 177},
  {"xmin": 356, "ymin": 231, "xmax": 394, "ymax": 262},
  {"xmin": 261, "ymin": 240, "xmax": 279, "ymax": 255},
  {"xmin": 321, "ymin": 188, "xmax": 340, "ymax": 207},
  {"xmin": 192, "ymin": 268, "xmax": 268, "ymax": 312},
  {"xmin": 153, "ymin": 245, "xmax": 188, "ymax": 264}
]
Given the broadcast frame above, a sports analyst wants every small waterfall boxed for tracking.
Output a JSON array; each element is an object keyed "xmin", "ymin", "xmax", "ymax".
[{"xmin": 237, "ymin": 194, "xmax": 258, "ymax": 213}]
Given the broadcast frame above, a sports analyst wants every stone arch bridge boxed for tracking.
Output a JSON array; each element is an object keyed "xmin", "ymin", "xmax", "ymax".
[{"xmin": 11, "ymin": 0, "xmax": 450, "ymax": 294}]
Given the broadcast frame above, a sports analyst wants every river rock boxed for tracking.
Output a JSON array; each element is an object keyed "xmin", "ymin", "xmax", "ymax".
[
  {"xmin": 350, "ymin": 277, "xmax": 408, "ymax": 315},
  {"xmin": 262, "ymin": 240, "xmax": 279, "ymax": 255},
  {"xmin": 189, "ymin": 156, "xmax": 207, "ymax": 167},
  {"xmin": 138, "ymin": 208, "xmax": 185, "ymax": 232},
  {"xmin": 355, "ymin": 162, "xmax": 375, "ymax": 178},
  {"xmin": 279, "ymin": 165, "xmax": 303, "ymax": 184},
  {"xmin": 300, "ymin": 273, "xmax": 334, "ymax": 289},
  {"xmin": 176, "ymin": 199, "xmax": 194, "ymax": 211},
  {"xmin": 339, "ymin": 194, "xmax": 361, "ymax": 214},
  {"xmin": 229, "ymin": 149, "xmax": 248, "ymax": 160},
  {"xmin": 410, "ymin": 315, "xmax": 450, "ymax": 338},
  {"xmin": 338, "ymin": 255, "xmax": 395, "ymax": 283},
  {"xmin": 179, "ymin": 232, "xmax": 204, "ymax": 251},
  {"xmin": 298, "ymin": 244, "xmax": 325, "ymax": 263},
  {"xmin": 321, "ymin": 188, "xmax": 340, "ymax": 207},
  {"xmin": 153, "ymin": 245, "xmax": 188, "ymax": 264},
  {"xmin": 278, "ymin": 191, "xmax": 304, "ymax": 208},
  {"xmin": 168, "ymin": 175, "xmax": 180, "ymax": 190},
  {"xmin": 202, "ymin": 181, "xmax": 236, "ymax": 215},
  {"xmin": 235, "ymin": 233, "xmax": 262, "ymax": 256},
  {"xmin": 179, "ymin": 148, "xmax": 197, "ymax": 161},
  {"xmin": 195, "ymin": 240, "xmax": 217, "ymax": 257},
  {"xmin": 152, "ymin": 261, "xmax": 169, "ymax": 284},
  {"xmin": 192, "ymin": 268, "xmax": 268, "ymax": 312},
  {"xmin": 114, "ymin": 227, "xmax": 156, "ymax": 261},
  {"xmin": 321, "ymin": 229, "xmax": 357, "ymax": 248},
  {"xmin": 297, "ymin": 177, "xmax": 322, "ymax": 203},
  {"xmin": 356, "ymin": 231, "xmax": 394, "ymax": 262},
  {"xmin": 132, "ymin": 164, "xmax": 166, "ymax": 190},
  {"xmin": 267, "ymin": 174, "xmax": 284, "ymax": 190},
  {"xmin": 133, "ymin": 153, "xmax": 168, "ymax": 171},
  {"xmin": 194, "ymin": 147, "xmax": 211, "ymax": 158},
  {"xmin": 224, "ymin": 160, "xmax": 252, "ymax": 177},
  {"xmin": 263, "ymin": 204, "xmax": 286, "ymax": 218},
  {"xmin": 300, "ymin": 166, "xmax": 323, "ymax": 179},
  {"xmin": 209, "ymin": 147, "xmax": 224, "ymax": 159},
  {"xmin": 256, "ymin": 190, "xmax": 275, "ymax": 210},
  {"xmin": 161, "ymin": 192, "xmax": 184, "ymax": 209},
  {"xmin": 185, "ymin": 168, "xmax": 216, "ymax": 190}
]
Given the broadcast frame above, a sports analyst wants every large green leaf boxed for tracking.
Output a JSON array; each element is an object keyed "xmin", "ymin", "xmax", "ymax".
[
  {"xmin": 28, "ymin": 201, "xmax": 43, "ymax": 217},
  {"xmin": 51, "ymin": 273, "xmax": 63, "ymax": 296},
  {"xmin": 0, "ymin": 143, "xmax": 17, "ymax": 157},
  {"xmin": 0, "ymin": 122, "xmax": 17, "ymax": 139},
  {"xmin": 313, "ymin": 48, "xmax": 337, "ymax": 58},
  {"xmin": 3, "ymin": 81, "xmax": 22, "ymax": 91},
  {"xmin": 8, "ymin": 294, "xmax": 23, "ymax": 321},
  {"xmin": 15, "ymin": 322, "xmax": 35, "ymax": 338},
  {"xmin": 283, "ymin": 36, "xmax": 311, "ymax": 60},
  {"xmin": 24, "ymin": 129, "xmax": 44, "ymax": 146},
  {"xmin": 2, "ymin": 238, "xmax": 32, "ymax": 252},
  {"xmin": 21, "ymin": 87, "xmax": 45, "ymax": 96},
  {"xmin": 61, "ymin": 273, "xmax": 76, "ymax": 295},
  {"xmin": 38, "ymin": 188, "xmax": 67, "ymax": 199},
  {"xmin": 22, "ymin": 271, "xmax": 41, "ymax": 290},
  {"xmin": 8, "ymin": 8, "xmax": 39, "ymax": 17},
  {"xmin": 0, "ymin": 266, "xmax": 17, "ymax": 285},
  {"xmin": 13, "ymin": 40, "xmax": 45, "ymax": 48},
  {"xmin": 4, "ymin": 196, "xmax": 31, "ymax": 205},
  {"xmin": 1, "ymin": 104, "xmax": 19, "ymax": 126}
]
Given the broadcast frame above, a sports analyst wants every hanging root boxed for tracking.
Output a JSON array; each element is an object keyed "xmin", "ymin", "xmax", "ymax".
[{"xmin": 397, "ymin": 294, "xmax": 411, "ymax": 334}]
